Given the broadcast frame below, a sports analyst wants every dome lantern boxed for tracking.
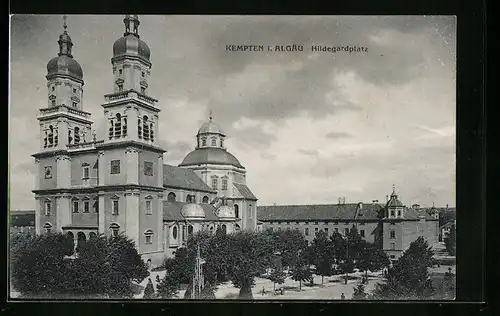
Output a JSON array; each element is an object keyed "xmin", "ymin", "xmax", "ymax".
[{"xmin": 112, "ymin": 15, "xmax": 151, "ymax": 63}]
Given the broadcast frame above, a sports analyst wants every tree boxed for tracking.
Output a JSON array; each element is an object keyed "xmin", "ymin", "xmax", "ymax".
[
  {"xmin": 292, "ymin": 258, "xmax": 312, "ymax": 290},
  {"xmin": 270, "ymin": 229, "xmax": 308, "ymax": 269},
  {"xmin": 357, "ymin": 242, "xmax": 390, "ymax": 283},
  {"xmin": 227, "ymin": 231, "xmax": 274, "ymax": 299},
  {"xmin": 373, "ymin": 237, "xmax": 436, "ymax": 300},
  {"xmin": 156, "ymin": 270, "xmax": 181, "ymax": 299},
  {"xmin": 309, "ymin": 230, "xmax": 333, "ymax": 285},
  {"xmin": 143, "ymin": 278, "xmax": 155, "ymax": 299},
  {"xmin": 352, "ymin": 282, "xmax": 367, "ymax": 300},
  {"xmin": 268, "ymin": 269, "xmax": 286, "ymax": 292},
  {"xmin": 444, "ymin": 225, "xmax": 456, "ymax": 256},
  {"xmin": 10, "ymin": 233, "xmax": 74, "ymax": 297}
]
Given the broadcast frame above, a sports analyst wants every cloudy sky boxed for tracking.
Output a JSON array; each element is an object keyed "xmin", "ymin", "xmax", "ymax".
[{"xmin": 10, "ymin": 15, "xmax": 456, "ymax": 209}]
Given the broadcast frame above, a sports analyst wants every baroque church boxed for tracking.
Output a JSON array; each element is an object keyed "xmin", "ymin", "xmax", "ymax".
[
  {"xmin": 31, "ymin": 15, "xmax": 440, "ymax": 265},
  {"xmin": 32, "ymin": 15, "xmax": 257, "ymax": 265}
]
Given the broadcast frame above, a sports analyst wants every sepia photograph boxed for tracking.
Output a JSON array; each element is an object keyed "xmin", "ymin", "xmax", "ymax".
[{"xmin": 9, "ymin": 14, "xmax": 456, "ymax": 300}]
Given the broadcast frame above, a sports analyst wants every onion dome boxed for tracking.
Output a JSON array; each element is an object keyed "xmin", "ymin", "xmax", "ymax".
[
  {"xmin": 216, "ymin": 205, "xmax": 235, "ymax": 218},
  {"xmin": 179, "ymin": 147, "xmax": 244, "ymax": 168},
  {"xmin": 181, "ymin": 203, "xmax": 205, "ymax": 218},
  {"xmin": 46, "ymin": 15, "xmax": 83, "ymax": 81},
  {"xmin": 197, "ymin": 112, "xmax": 225, "ymax": 136},
  {"xmin": 387, "ymin": 185, "xmax": 404, "ymax": 207},
  {"xmin": 112, "ymin": 15, "xmax": 151, "ymax": 63}
]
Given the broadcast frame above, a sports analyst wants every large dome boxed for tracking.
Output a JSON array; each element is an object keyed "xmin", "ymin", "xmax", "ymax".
[
  {"xmin": 46, "ymin": 55, "xmax": 83, "ymax": 80},
  {"xmin": 113, "ymin": 34, "xmax": 151, "ymax": 62},
  {"xmin": 216, "ymin": 205, "xmax": 235, "ymax": 218},
  {"xmin": 179, "ymin": 147, "xmax": 244, "ymax": 168},
  {"xmin": 181, "ymin": 203, "xmax": 205, "ymax": 218},
  {"xmin": 198, "ymin": 121, "xmax": 225, "ymax": 136}
]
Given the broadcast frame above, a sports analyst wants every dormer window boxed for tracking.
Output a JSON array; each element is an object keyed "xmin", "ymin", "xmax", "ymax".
[
  {"xmin": 141, "ymin": 87, "xmax": 146, "ymax": 94},
  {"xmin": 390, "ymin": 210, "xmax": 395, "ymax": 217},
  {"xmin": 397, "ymin": 210, "xmax": 401, "ymax": 217}
]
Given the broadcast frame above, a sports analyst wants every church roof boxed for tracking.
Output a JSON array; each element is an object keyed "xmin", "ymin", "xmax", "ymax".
[
  {"xmin": 233, "ymin": 183, "xmax": 258, "ymax": 200},
  {"xmin": 401, "ymin": 208, "xmax": 436, "ymax": 220},
  {"xmin": 163, "ymin": 201, "xmax": 219, "ymax": 221},
  {"xmin": 179, "ymin": 147, "xmax": 244, "ymax": 169},
  {"xmin": 257, "ymin": 203, "xmax": 384, "ymax": 221},
  {"xmin": 163, "ymin": 164, "xmax": 214, "ymax": 193}
]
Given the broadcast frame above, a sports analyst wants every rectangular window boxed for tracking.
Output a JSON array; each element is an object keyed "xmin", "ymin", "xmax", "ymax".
[
  {"xmin": 211, "ymin": 178, "xmax": 218, "ymax": 190},
  {"xmin": 142, "ymin": 71, "xmax": 145, "ymax": 77},
  {"xmin": 118, "ymin": 84, "xmax": 123, "ymax": 92},
  {"xmin": 145, "ymin": 235, "xmax": 152, "ymax": 244},
  {"xmin": 51, "ymin": 100, "xmax": 56, "ymax": 106},
  {"xmin": 390, "ymin": 210, "xmax": 395, "ymax": 217},
  {"xmin": 144, "ymin": 161, "xmax": 153, "ymax": 176},
  {"xmin": 141, "ymin": 87, "xmax": 146, "ymax": 94},
  {"xmin": 110, "ymin": 160, "xmax": 120, "ymax": 174},
  {"xmin": 390, "ymin": 230, "xmax": 396, "ymax": 239},
  {"xmin": 324, "ymin": 227, "xmax": 329, "ymax": 235},
  {"xmin": 314, "ymin": 227, "xmax": 319, "ymax": 235},
  {"xmin": 44, "ymin": 166, "xmax": 52, "ymax": 179},
  {"xmin": 45, "ymin": 202, "xmax": 51, "ymax": 216},
  {"xmin": 145, "ymin": 200, "xmax": 152, "ymax": 215},
  {"xmin": 397, "ymin": 210, "xmax": 401, "ymax": 217},
  {"xmin": 286, "ymin": 221, "xmax": 290, "ymax": 225},
  {"xmin": 305, "ymin": 228, "xmax": 309, "ymax": 236},
  {"xmin": 72, "ymin": 102, "xmax": 78, "ymax": 108},
  {"xmin": 305, "ymin": 222, "xmax": 309, "ymax": 225},
  {"xmin": 344, "ymin": 228, "xmax": 349, "ymax": 236},
  {"xmin": 360, "ymin": 230, "xmax": 365, "ymax": 238},
  {"xmin": 73, "ymin": 88, "xmax": 77, "ymax": 93},
  {"xmin": 390, "ymin": 242, "xmax": 396, "ymax": 250},
  {"xmin": 82, "ymin": 166, "xmax": 90, "ymax": 179},
  {"xmin": 112, "ymin": 200, "xmax": 119, "ymax": 215},
  {"xmin": 222, "ymin": 178, "xmax": 228, "ymax": 190},
  {"xmin": 83, "ymin": 201, "xmax": 90, "ymax": 213},
  {"xmin": 73, "ymin": 201, "xmax": 79, "ymax": 213},
  {"xmin": 334, "ymin": 228, "xmax": 339, "ymax": 233}
]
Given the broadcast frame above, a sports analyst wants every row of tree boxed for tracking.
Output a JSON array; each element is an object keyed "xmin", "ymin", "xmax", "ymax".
[
  {"xmin": 10, "ymin": 232, "xmax": 149, "ymax": 298},
  {"xmin": 152, "ymin": 225, "xmax": 392, "ymax": 298}
]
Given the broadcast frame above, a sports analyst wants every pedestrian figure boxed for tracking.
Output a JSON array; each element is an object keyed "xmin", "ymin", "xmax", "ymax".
[{"xmin": 341, "ymin": 293, "xmax": 345, "ymax": 300}]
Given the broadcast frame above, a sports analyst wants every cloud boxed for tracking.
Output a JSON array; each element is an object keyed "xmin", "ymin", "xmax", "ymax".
[{"xmin": 9, "ymin": 15, "xmax": 456, "ymax": 209}]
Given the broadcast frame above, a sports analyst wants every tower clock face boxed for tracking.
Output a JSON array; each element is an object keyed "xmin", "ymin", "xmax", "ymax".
[{"xmin": 44, "ymin": 166, "xmax": 52, "ymax": 179}]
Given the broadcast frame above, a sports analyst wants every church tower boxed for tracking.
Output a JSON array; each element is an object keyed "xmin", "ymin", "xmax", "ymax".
[
  {"xmin": 33, "ymin": 16, "xmax": 93, "ymax": 235},
  {"xmin": 97, "ymin": 15, "xmax": 165, "ymax": 263}
]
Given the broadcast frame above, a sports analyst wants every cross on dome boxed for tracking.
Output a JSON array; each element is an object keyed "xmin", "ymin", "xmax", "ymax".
[{"xmin": 63, "ymin": 15, "xmax": 67, "ymax": 31}]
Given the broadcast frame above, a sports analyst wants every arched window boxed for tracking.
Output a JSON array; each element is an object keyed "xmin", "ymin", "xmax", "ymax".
[
  {"xmin": 89, "ymin": 232, "xmax": 97, "ymax": 239},
  {"xmin": 234, "ymin": 204, "xmax": 239, "ymax": 218},
  {"xmin": 114, "ymin": 113, "xmax": 122, "ymax": 138},
  {"xmin": 68, "ymin": 130, "xmax": 72, "ymax": 145},
  {"xmin": 202, "ymin": 196, "xmax": 209, "ymax": 203},
  {"xmin": 144, "ymin": 229, "xmax": 153, "ymax": 244},
  {"xmin": 143, "ymin": 116, "xmax": 149, "ymax": 141},
  {"xmin": 172, "ymin": 226, "xmax": 178, "ymax": 239},
  {"xmin": 74, "ymin": 127, "xmax": 80, "ymax": 144},
  {"xmin": 209, "ymin": 225, "xmax": 214, "ymax": 234},
  {"xmin": 220, "ymin": 138, "xmax": 224, "ymax": 147},
  {"xmin": 187, "ymin": 225, "xmax": 194, "ymax": 236},
  {"xmin": 167, "ymin": 192, "xmax": 176, "ymax": 202},
  {"xmin": 110, "ymin": 223, "xmax": 120, "ymax": 237},
  {"xmin": 150, "ymin": 123, "xmax": 154, "ymax": 142},
  {"xmin": 201, "ymin": 137, "xmax": 207, "ymax": 146},
  {"xmin": 48, "ymin": 126, "xmax": 54, "ymax": 146},
  {"xmin": 181, "ymin": 225, "xmax": 185, "ymax": 241},
  {"xmin": 186, "ymin": 195, "xmax": 191, "ymax": 203},
  {"xmin": 109, "ymin": 119, "xmax": 114, "ymax": 139},
  {"xmin": 67, "ymin": 231, "xmax": 74, "ymax": 241},
  {"xmin": 43, "ymin": 222, "xmax": 52, "ymax": 233},
  {"xmin": 211, "ymin": 137, "xmax": 217, "ymax": 146},
  {"xmin": 221, "ymin": 224, "xmax": 227, "ymax": 234},
  {"xmin": 222, "ymin": 177, "xmax": 228, "ymax": 190},
  {"xmin": 123, "ymin": 118, "xmax": 127, "ymax": 136},
  {"xmin": 77, "ymin": 231, "xmax": 86, "ymax": 243},
  {"xmin": 138, "ymin": 118, "xmax": 142, "ymax": 138},
  {"xmin": 44, "ymin": 131, "xmax": 48, "ymax": 148},
  {"xmin": 54, "ymin": 129, "xmax": 58, "ymax": 146}
]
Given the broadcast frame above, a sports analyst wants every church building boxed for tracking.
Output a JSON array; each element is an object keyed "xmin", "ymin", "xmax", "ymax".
[{"xmin": 31, "ymin": 15, "xmax": 257, "ymax": 265}]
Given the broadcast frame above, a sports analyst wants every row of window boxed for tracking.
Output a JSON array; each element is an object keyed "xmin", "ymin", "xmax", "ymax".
[
  {"xmin": 269, "ymin": 225, "xmax": 397, "ymax": 240},
  {"xmin": 44, "ymin": 197, "xmax": 154, "ymax": 216},
  {"xmin": 108, "ymin": 114, "xmax": 155, "ymax": 142},
  {"xmin": 200, "ymin": 137, "xmax": 224, "ymax": 148},
  {"xmin": 110, "ymin": 160, "xmax": 154, "ymax": 176},
  {"xmin": 117, "ymin": 68, "xmax": 146, "ymax": 78},
  {"xmin": 42, "ymin": 125, "xmax": 87, "ymax": 149},
  {"xmin": 390, "ymin": 210, "xmax": 402, "ymax": 217},
  {"xmin": 171, "ymin": 223, "xmax": 238, "ymax": 241},
  {"xmin": 166, "ymin": 192, "xmax": 210, "ymax": 204},
  {"xmin": 211, "ymin": 176, "xmax": 228, "ymax": 190},
  {"xmin": 268, "ymin": 221, "xmax": 359, "ymax": 226}
]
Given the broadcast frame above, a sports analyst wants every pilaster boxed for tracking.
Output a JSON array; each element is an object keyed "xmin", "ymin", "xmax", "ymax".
[
  {"xmin": 125, "ymin": 190, "xmax": 140, "ymax": 248},
  {"xmin": 57, "ymin": 118, "xmax": 69, "ymax": 149},
  {"xmin": 98, "ymin": 192, "xmax": 106, "ymax": 234},
  {"xmin": 34, "ymin": 197, "xmax": 41, "ymax": 235},
  {"xmin": 125, "ymin": 147, "xmax": 139, "ymax": 185},
  {"xmin": 56, "ymin": 194, "xmax": 72, "ymax": 231},
  {"xmin": 34, "ymin": 158, "xmax": 40, "ymax": 190},
  {"xmin": 157, "ymin": 154, "xmax": 163, "ymax": 188},
  {"xmin": 157, "ymin": 193, "xmax": 164, "ymax": 252},
  {"xmin": 97, "ymin": 151, "xmax": 105, "ymax": 186},
  {"xmin": 55, "ymin": 155, "xmax": 71, "ymax": 188}
]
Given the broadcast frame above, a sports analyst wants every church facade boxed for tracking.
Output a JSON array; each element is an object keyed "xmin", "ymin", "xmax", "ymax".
[
  {"xmin": 31, "ymin": 15, "xmax": 257, "ymax": 266},
  {"xmin": 31, "ymin": 15, "xmax": 439, "ymax": 266}
]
